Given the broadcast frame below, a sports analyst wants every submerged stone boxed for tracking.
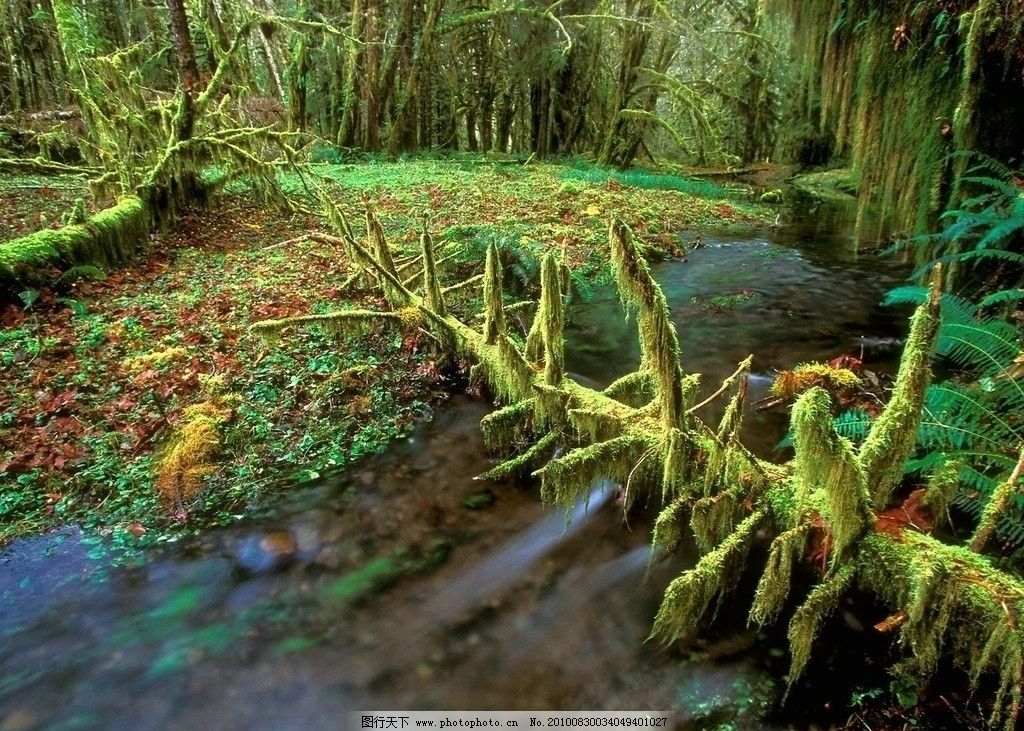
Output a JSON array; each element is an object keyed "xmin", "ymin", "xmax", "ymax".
[{"xmin": 233, "ymin": 531, "xmax": 297, "ymax": 573}]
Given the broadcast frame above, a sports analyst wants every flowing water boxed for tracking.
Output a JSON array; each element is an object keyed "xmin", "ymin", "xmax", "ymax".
[{"xmin": 0, "ymin": 199, "xmax": 910, "ymax": 731}]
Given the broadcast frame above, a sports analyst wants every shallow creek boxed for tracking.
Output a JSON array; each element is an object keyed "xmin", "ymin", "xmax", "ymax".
[{"xmin": 0, "ymin": 202, "xmax": 910, "ymax": 731}]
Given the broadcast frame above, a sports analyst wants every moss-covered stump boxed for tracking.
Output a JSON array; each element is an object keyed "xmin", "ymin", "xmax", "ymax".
[
  {"xmin": 0, "ymin": 195, "xmax": 147, "ymax": 295},
  {"xmin": 253, "ymin": 205, "xmax": 1024, "ymax": 729}
]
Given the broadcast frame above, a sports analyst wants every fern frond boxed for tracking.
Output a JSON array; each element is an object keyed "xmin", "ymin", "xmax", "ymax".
[
  {"xmin": 961, "ymin": 176, "xmax": 1023, "ymax": 200},
  {"xmin": 980, "ymin": 289, "xmax": 1024, "ymax": 309}
]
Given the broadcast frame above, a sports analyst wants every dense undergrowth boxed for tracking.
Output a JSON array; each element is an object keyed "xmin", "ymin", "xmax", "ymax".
[{"xmin": 0, "ymin": 158, "xmax": 767, "ymax": 550}]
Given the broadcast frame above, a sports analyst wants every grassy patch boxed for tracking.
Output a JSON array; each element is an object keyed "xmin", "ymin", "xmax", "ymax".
[{"xmin": 559, "ymin": 159, "xmax": 749, "ymax": 201}]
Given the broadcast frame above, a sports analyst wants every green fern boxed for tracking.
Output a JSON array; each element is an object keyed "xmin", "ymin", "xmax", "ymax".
[{"xmin": 882, "ymin": 161, "xmax": 1024, "ymax": 549}]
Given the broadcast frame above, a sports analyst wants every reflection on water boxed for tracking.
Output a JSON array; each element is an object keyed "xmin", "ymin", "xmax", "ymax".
[
  {"xmin": 566, "ymin": 224, "xmax": 909, "ymax": 453},
  {"xmin": 0, "ymin": 206, "xmax": 910, "ymax": 731}
]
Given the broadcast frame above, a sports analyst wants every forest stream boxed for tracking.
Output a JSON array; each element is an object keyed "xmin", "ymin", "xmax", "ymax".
[{"xmin": 0, "ymin": 201, "xmax": 911, "ymax": 731}]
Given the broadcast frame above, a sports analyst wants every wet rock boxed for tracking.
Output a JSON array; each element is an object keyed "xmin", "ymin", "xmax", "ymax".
[
  {"xmin": 234, "ymin": 531, "xmax": 297, "ymax": 573},
  {"xmin": 314, "ymin": 544, "xmax": 347, "ymax": 570},
  {"xmin": 289, "ymin": 521, "xmax": 323, "ymax": 561}
]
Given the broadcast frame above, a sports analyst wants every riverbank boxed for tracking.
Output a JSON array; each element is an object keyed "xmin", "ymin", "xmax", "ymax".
[{"xmin": 0, "ymin": 158, "xmax": 769, "ymax": 548}]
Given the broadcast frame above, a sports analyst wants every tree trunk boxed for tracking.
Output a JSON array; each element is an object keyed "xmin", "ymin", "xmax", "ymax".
[
  {"xmin": 363, "ymin": 0, "xmax": 382, "ymax": 149},
  {"xmin": 166, "ymin": 0, "xmax": 200, "ymax": 141},
  {"xmin": 387, "ymin": 0, "xmax": 444, "ymax": 156},
  {"xmin": 495, "ymin": 89, "xmax": 513, "ymax": 153},
  {"xmin": 337, "ymin": 0, "xmax": 365, "ymax": 147},
  {"xmin": 465, "ymin": 104, "xmax": 478, "ymax": 151}
]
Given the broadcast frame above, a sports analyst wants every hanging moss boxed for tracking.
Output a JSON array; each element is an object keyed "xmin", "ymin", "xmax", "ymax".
[
  {"xmin": 972, "ymin": 616, "xmax": 1024, "ymax": 728},
  {"xmin": 535, "ymin": 434, "xmax": 653, "ymax": 507},
  {"xmin": 568, "ymin": 408, "xmax": 624, "ymax": 444},
  {"xmin": 855, "ymin": 530, "xmax": 1024, "ymax": 729},
  {"xmin": 792, "ymin": 387, "xmax": 873, "ymax": 562},
  {"xmin": 702, "ymin": 375, "xmax": 748, "ymax": 498},
  {"xmin": 652, "ymin": 498, "xmax": 689, "ymax": 554},
  {"xmin": 252, "ymin": 204, "xmax": 1024, "ymax": 730},
  {"xmin": 749, "ymin": 525, "xmax": 811, "ymax": 626},
  {"xmin": 480, "ymin": 432, "xmax": 559, "ymax": 481},
  {"xmin": 772, "ymin": 0, "xmax": 1024, "ymax": 235},
  {"xmin": 859, "ymin": 284, "xmax": 940, "ymax": 508},
  {"xmin": 921, "ymin": 457, "xmax": 962, "ymax": 524},
  {"xmin": 480, "ymin": 398, "xmax": 535, "ymax": 452},
  {"xmin": 787, "ymin": 563, "xmax": 857, "ymax": 685},
  {"xmin": 0, "ymin": 195, "xmax": 147, "ymax": 297},
  {"xmin": 898, "ymin": 550, "xmax": 956, "ymax": 676},
  {"xmin": 652, "ymin": 510, "xmax": 766, "ymax": 642},
  {"xmin": 690, "ymin": 492, "xmax": 745, "ymax": 555},
  {"xmin": 472, "ymin": 333, "xmax": 535, "ymax": 403},
  {"xmin": 660, "ymin": 426, "xmax": 691, "ymax": 500}
]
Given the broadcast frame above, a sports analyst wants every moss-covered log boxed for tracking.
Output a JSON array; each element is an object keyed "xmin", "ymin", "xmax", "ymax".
[
  {"xmin": 0, "ymin": 195, "xmax": 147, "ymax": 296},
  {"xmin": 253, "ymin": 208, "xmax": 1024, "ymax": 729}
]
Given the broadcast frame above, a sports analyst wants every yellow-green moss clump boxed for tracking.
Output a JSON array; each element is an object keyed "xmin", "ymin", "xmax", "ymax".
[
  {"xmin": 155, "ymin": 400, "xmax": 233, "ymax": 512},
  {"xmin": 770, "ymin": 362, "xmax": 861, "ymax": 400}
]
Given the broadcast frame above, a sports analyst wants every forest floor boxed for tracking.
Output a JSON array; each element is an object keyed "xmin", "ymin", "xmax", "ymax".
[{"xmin": 0, "ymin": 157, "xmax": 769, "ymax": 552}]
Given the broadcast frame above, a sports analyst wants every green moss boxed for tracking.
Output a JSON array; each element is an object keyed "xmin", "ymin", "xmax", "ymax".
[
  {"xmin": 603, "ymin": 370, "xmax": 655, "ymax": 407},
  {"xmin": 534, "ymin": 433, "xmax": 653, "ymax": 507},
  {"xmin": 538, "ymin": 253, "xmax": 565, "ymax": 386},
  {"xmin": 792, "ymin": 387, "xmax": 872, "ymax": 562},
  {"xmin": 652, "ymin": 498, "xmax": 689, "ymax": 554},
  {"xmin": 970, "ymin": 449, "xmax": 1024, "ymax": 553},
  {"xmin": 482, "ymin": 243, "xmax": 506, "ymax": 345},
  {"xmin": 652, "ymin": 510, "xmax": 766, "ymax": 642},
  {"xmin": 251, "ymin": 201, "xmax": 1024, "ymax": 730},
  {"xmin": 786, "ymin": 563, "xmax": 856, "ymax": 686},
  {"xmin": 775, "ymin": 0, "xmax": 1020, "ymax": 235},
  {"xmin": 855, "ymin": 530, "xmax": 1024, "ymax": 728},
  {"xmin": 610, "ymin": 219, "xmax": 686, "ymax": 430},
  {"xmin": 481, "ymin": 431, "xmax": 558, "ymax": 481},
  {"xmin": 859, "ymin": 288, "xmax": 940, "ymax": 508},
  {"xmin": 421, "ymin": 226, "xmax": 446, "ymax": 317},
  {"xmin": 0, "ymin": 195, "xmax": 147, "ymax": 295},
  {"xmin": 479, "ymin": 398, "xmax": 535, "ymax": 452},
  {"xmin": 690, "ymin": 492, "xmax": 744, "ymax": 555},
  {"xmin": 749, "ymin": 525, "xmax": 811, "ymax": 626},
  {"xmin": 249, "ymin": 310, "xmax": 402, "ymax": 345},
  {"xmin": 790, "ymin": 168, "xmax": 859, "ymax": 202}
]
